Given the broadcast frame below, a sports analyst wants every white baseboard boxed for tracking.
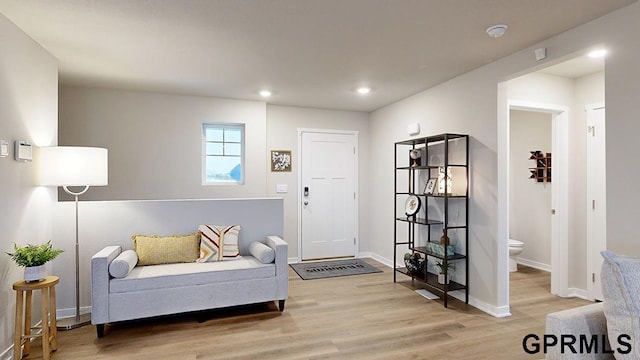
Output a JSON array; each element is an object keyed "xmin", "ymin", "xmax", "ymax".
[
  {"xmin": 358, "ymin": 252, "xmax": 395, "ymax": 268},
  {"xmin": 567, "ymin": 287, "xmax": 591, "ymax": 301},
  {"xmin": 362, "ymin": 252, "xmax": 511, "ymax": 318},
  {"xmin": 0, "ymin": 345, "xmax": 13, "ymax": 360},
  {"xmin": 56, "ymin": 305, "xmax": 92, "ymax": 319},
  {"xmin": 288, "ymin": 257, "xmax": 300, "ymax": 264},
  {"xmin": 1, "ymin": 320, "xmax": 44, "ymax": 360},
  {"xmin": 516, "ymin": 257, "xmax": 551, "ymax": 272}
]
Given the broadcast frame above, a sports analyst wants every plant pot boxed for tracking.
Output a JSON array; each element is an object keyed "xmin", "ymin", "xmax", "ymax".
[
  {"xmin": 24, "ymin": 265, "xmax": 46, "ymax": 282},
  {"xmin": 438, "ymin": 272, "xmax": 450, "ymax": 285}
]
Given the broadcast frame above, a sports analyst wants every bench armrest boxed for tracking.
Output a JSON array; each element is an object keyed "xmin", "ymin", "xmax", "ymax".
[
  {"xmin": 266, "ymin": 236, "xmax": 288, "ymax": 299},
  {"xmin": 91, "ymin": 246, "xmax": 122, "ymax": 324}
]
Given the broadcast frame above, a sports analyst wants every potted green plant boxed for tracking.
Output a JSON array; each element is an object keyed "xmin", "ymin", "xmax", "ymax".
[
  {"xmin": 6, "ymin": 240, "xmax": 64, "ymax": 282},
  {"xmin": 435, "ymin": 261, "xmax": 455, "ymax": 285}
]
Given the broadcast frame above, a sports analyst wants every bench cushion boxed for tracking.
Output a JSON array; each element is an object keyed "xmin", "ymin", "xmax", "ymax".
[{"xmin": 110, "ymin": 256, "xmax": 275, "ymax": 293}]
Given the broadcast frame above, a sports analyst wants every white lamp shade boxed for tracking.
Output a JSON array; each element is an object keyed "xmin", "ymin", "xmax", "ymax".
[{"xmin": 39, "ymin": 146, "xmax": 108, "ymax": 186}]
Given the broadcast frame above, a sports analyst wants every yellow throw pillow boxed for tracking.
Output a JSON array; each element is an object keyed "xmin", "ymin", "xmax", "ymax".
[{"xmin": 132, "ymin": 233, "xmax": 200, "ymax": 266}]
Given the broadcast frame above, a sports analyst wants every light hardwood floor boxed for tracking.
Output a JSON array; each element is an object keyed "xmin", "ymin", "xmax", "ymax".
[{"xmin": 39, "ymin": 260, "xmax": 590, "ymax": 359}]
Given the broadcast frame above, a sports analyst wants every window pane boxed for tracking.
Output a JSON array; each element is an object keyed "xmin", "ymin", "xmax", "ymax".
[
  {"xmin": 225, "ymin": 143, "xmax": 241, "ymax": 156},
  {"xmin": 225, "ymin": 128, "xmax": 241, "ymax": 142},
  {"xmin": 203, "ymin": 123, "xmax": 244, "ymax": 184},
  {"xmin": 205, "ymin": 156, "xmax": 242, "ymax": 182},
  {"xmin": 205, "ymin": 127, "xmax": 223, "ymax": 142},
  {"xmin": 206, "ymin": 142, "xmax": 224, "ymax": 155}
]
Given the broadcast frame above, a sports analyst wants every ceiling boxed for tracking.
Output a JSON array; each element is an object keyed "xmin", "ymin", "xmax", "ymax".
[{"xmin": 0, "ymin": 0, "xmax": 634, "ymax": 112}]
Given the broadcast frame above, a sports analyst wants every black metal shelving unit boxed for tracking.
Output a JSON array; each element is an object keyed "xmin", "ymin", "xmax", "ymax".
[{"xmin": 393, "ymin": 133, "xmax": 469, "ymax": 308}]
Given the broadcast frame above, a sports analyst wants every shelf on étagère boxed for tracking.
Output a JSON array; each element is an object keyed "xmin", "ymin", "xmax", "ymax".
[
  {"xmin": 425, "ymin": 194, "xmax": 467, "ymax": 198},
  {"xmin": 410, "ymin": 246, "xmax": 467, "ymax": 260},
  {"xmin": 395, "ymin": 267, "xmax": 467, "ymax": 292},
  {"xmin": 396, "ymin": 164, "xmax": 468, "ymax": 171},
  {"xmin": 395, "ymin": 217, "xmax": 443, "ymax": 226},
  {"xmin": 395, "ymin": 133, "xmax": 468, "ymax": 146}
]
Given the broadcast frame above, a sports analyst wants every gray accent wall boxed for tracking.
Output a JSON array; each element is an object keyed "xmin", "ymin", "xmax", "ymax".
[{"xmin": 58, "ymin": 87, "xmax": 268, "ymax": 200}]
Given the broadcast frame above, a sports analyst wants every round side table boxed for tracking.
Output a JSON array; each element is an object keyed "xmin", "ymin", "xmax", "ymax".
[{"xmin": 13, "ymin": 275, "xmax": 59, "ymax": 360}]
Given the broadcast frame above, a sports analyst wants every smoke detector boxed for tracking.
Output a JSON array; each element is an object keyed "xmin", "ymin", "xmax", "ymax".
[{"xmin": 486, "ymin": 24, "xmax": 508, "ymax": 38}]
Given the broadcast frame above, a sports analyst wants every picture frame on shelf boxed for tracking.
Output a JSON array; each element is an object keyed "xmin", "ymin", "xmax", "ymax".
[{"xmin": 423, "ymin": 178, "xmax": 437, "ymax": 195}]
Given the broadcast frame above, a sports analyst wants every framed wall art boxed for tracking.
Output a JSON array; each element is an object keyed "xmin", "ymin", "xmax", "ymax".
[{"xmin": 271, "ymin": 150, "xmax": 292, "ymax": 172}]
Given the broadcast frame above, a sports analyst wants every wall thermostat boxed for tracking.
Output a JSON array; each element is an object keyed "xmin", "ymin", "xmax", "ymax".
[
  {"xmin": 15, "ymin": 140, "xmax": 32, "ymax": 162},
  {"xmin": 0, "ymin": 140, "xmax": 8, "ymax": 157}
]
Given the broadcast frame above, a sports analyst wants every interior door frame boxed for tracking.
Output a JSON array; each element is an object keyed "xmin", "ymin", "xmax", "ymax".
[
  {"xmin": 297, "ymin": 128, "xmax": 359, "ymax": 262},
  {"xmin": 585, "ymin": 102, "xmax": 606, "ymax": 301},
  {"xmin": 498, "ymin": 95, "xmax": 570, "ymax": 311}
]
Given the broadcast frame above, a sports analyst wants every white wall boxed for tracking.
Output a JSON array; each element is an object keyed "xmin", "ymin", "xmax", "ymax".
[
  {"xmin": 58, "ymin": 86, "xmax": 268, "ymax": 200},
  {"xmin": 265, "ymin": 105, "xmax": 370, "ymax": 259},
  {"xmin": 369, "ymin": 2, "xmax": 637, "ymax": 315},
  {"xmin": 0, "ymin": 14, "xmax": 58, "ymax": 357},
  {"xmin": 509, "ymin": 110, "xmax": 552, "ymax": 269}
]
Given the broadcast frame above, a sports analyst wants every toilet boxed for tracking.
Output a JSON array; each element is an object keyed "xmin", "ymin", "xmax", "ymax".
[{"xmin": 509, "ymin": 239, "xmax": 525, "ymax": 272}]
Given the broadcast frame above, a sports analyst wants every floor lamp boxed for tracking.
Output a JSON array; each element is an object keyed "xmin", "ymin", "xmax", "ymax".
[{"xmin": 40, "ymin": 146, "xmax": 108, "ymax": 330}]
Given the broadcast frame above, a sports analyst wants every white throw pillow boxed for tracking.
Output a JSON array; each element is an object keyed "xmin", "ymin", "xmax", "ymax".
[
  {"xmin": 600, "ymin": 250, "xmax": 640, "ymax": 359},
  {"xmin": 109, "ymin": 250, "xmax": 138, "ymax": 278},
  {"xmin": 249, "ymin": 241, "xmax": 275, "ymax": 264},
  {"xmin": 197, "ymin": 225, "xmax": 241, "ymax": 262}
]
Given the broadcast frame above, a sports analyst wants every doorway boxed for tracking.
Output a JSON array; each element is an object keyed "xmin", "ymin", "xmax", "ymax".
[
  {"xmin": 509, "ymin": 109, "xmax": 553, "ymax": 272},
  {"xmin": 508, "ymin": 101, "xmax": 570, "ymax": 298},
  {"xmin": 586, "ymin": 103, "xmax": 606, "ymax": 301},
  {"xmin": 297, "ymin": 129, "xmax": 358, "ymax": 260},
  {"xmin": 498, "ymin": 51, "xmax": 606, "ymax": 311}
]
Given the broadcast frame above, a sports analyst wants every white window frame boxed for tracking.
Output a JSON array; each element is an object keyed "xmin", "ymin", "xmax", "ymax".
[{"xmin": 202, "ymin": 122, "xmax": 245, "ymax": 185}]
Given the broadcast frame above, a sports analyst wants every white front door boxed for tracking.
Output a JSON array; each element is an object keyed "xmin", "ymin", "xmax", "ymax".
[
  {"xmin": 586, "ymin": 103, "xmax": 606, "ymax": 301},
  {"xmin": 300, "ymin": 130, "xmax": 357, "ymax": 260}
]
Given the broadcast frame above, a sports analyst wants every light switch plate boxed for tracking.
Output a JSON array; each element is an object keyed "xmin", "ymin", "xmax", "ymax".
[
  {"xmin": 276, "ymin": 184, "xmax": 288, "ymax": 193},
  {"xmin": 0, "ymin": 140, "xmax": 8, "ymax": 157}
]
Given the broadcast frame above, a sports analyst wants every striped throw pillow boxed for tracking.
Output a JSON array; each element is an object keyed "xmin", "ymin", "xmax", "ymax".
[{"xmin": 197, "ymin": 225, "xmax": 241, "ymax": 262}]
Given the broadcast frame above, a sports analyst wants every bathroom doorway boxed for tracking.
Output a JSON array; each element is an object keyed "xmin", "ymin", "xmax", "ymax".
[
  {"xmin": 499, "ymin": 50, "xmax": 606, "ymax": 310},
  {"xmin": 509, "ymin": 109, "xmax": 553, "ymax": 272}
]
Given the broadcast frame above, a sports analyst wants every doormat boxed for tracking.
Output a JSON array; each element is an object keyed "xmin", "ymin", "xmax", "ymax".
[{"xmin": 290, "ymin": 259, "xmax": 383, "ymax": 280}]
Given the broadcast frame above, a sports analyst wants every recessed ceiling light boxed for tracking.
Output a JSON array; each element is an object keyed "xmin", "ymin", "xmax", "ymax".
[
  {"xmin": 356, "ymin": 87, "xmax": 371, "ymax": 95},
  {"xmin": 259, "ymin": 90, "xmax": 272, "ymax": 97},
  {"xmin": 486, "ymin": 24, "xmax": 507, "ymax": 38},
  {"xmin": 588, "ymin": 49, "xmax": 607, "ymax": 58}
]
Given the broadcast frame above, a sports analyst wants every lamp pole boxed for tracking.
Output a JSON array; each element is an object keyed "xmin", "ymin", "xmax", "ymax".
[{"xmin": 57, "ymin": 185, "xmax": 92, "ymax": 330}]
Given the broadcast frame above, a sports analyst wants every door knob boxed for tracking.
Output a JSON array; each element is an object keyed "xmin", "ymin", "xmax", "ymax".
[{"xmin": 304, "ymin": 201, "xmax": 309, "ymax": 206}]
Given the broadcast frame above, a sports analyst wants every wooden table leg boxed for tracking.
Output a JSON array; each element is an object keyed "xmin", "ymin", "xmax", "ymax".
[
  {"xmin": 13, "ymin": 290, "xmax": 24, "ymax": 360},
  {"xmin": 24, "ymin": 290, "xmax": 32, "ymax": 356},
  {"xmin": 41, "ymin": 287, "xmax": 50, "ymax": 360},
  {"xmin": 50, "ymin": 284, "xmax": 58, "ymax": 351}
]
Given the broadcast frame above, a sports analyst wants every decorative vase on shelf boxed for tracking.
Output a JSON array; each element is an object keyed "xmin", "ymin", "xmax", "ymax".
[
  {"xmin": 440, "ymin": 228, "xmax": 450, "ymax": 247},
  {"xmin": 437, "ymin": 166, "xmax": 452, "ymax": 195},
  {"xmin": 409, "ymin": 149, "xmax": 422, "ymax": 167},
  {"xmin": 438, "ymin": 272, "xmax": 450, "ymax": 285},
  {"xmin": 404, "ymin": 253, "xmax": 425, "ymax": 277}
]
